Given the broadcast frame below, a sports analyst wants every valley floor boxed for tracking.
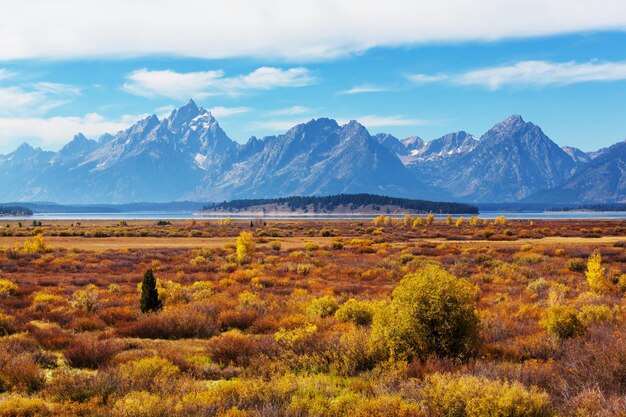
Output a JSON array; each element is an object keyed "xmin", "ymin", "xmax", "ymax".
[{"xmin": 0, "ymin": 217, "xmax": 625, "ymax": 416}]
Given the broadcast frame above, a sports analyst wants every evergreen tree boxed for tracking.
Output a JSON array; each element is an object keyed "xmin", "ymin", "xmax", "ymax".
[{"xmin": 140, "ymin": 269, "xmax": 162, "ymax": 313}]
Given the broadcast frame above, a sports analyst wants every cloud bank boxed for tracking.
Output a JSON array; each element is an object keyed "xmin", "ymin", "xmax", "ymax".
[
  {"xmin": 2, "ymin": 0, "xmax": 626, "ymax": 61},
  {"xmin": 409, "ymin": 60, "xmax": 626, "ymax": 89},
  {"xmin": 123, "ymin": 67, "xmax": 316, "ymax": 99}
]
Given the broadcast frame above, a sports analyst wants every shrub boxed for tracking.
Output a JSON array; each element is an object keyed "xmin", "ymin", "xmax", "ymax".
[
  {"xmin": 0, "ymin": 313, "xmax": 15, "ymax": 335},
  {"xmin": 190, "ymin": 281, "xmax": 213, "ymax": 301},
  {"xmin": 335, "ymin": 299, "xmax": 375, "ymax": 325},
  {"xmin": 0, "ymin": 395, "xmax": 53, "ymax": 417},
  {"xmin": 68, "ymin": 315, "xmax": 107, "ymax": 332},
  {"xmin": 307, "ymin": 296, "xmax": 339, "ymax": 318},
  {"xmin": 70, "ymin": 284, "xmax": 100, "ymax": 313},
  {"xmin": 19, "ymin": 234, "xmax": 49, "ymax": 254},
  {"xmin": 207, "ymin": 331, "xmax": 258, "ymax": 366},
  {"xmin": 112, "ymin": 391, "xmax": 172, "ymax": 417},
  {"xmin": 219, "ymin": 309, "xmax": 258, "ymax": 331},
  {"xmin": 420, "ymin": 373, "xmax": 553, "ymax": 417},
  {"xmin": 565, "ymin": 258, "xmax": 586, "ymax": 272},
  {"xmin": 542, "ymin": 305, "xmax": 585, "ymax": 339},
  {"xmin": 45, "ymin": 370, "xmax": 118, "ymax": 403},
  {"xmin": 347, "ymin": 395, "xmax": 424, "ymax": 417},
  {"xmin": 304, "ymin": 242, "xmax": 319, "ymax": 251},
  {"xmin": 118, "ymin": 357, "xmax": 180, "ymax": 391},
  {"xmin": 118, "ymin": 303, "xmax": 220, "ymax": 339},
  {"xmin": 63, "ymin": 338, "xmax": 123, "ymax": 369},
  {"xmin": 330, "ymin": 240, "xmax": 344, "ymax": 250},
  {"xmin": 372, "ymin": 265, "xmax": 480, "ymax": 361},
  {"xmin": 296, "ymin": 263, "xmax": 312, "ymax": 275},
  {"xmin": 0, "ymin": 354, "xmax": 45, "ymax": 393},
  {"xmin": 577, "ymin": 304, "xmax": 614, "ymax": 326},
  {"xmin": 0, "ymin": 280, "xmax": 18, "ymax": 298}
]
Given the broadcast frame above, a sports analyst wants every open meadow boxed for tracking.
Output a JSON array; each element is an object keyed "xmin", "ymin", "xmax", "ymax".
[{"xmin": 0, "ymin": 216, "xmax": 625, "ymax": 416}]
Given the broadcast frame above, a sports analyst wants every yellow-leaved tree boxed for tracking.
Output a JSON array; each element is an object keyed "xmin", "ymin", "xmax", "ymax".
[
  {"xmin": 236, "ymin": 231, "xmax": 255, "ymax": 264},
  {"xmin": 586, "ymin": 250, "xmax": 606, "ymax": 293}
]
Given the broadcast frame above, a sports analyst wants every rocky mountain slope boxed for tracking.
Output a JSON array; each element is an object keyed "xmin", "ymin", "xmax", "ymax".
[{"xmin": 0, "ymin": 101, "xmax": 621, "ymax": 204}]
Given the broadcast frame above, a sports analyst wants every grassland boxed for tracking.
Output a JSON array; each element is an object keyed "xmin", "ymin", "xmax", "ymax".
[{"xmin": 0, "ymin": 216, "xmax": 625, "ymax": 416}]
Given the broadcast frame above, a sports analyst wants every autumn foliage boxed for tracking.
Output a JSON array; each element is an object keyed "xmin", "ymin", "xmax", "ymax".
[{"xmin": 0, "ymin": 217, "xmax": 624, "ymax": 415}]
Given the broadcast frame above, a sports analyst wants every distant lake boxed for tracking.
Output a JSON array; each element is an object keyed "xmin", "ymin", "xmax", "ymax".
[{"xmin": 2, "ymin": 211, "xmax": 626, "ymax": 221}]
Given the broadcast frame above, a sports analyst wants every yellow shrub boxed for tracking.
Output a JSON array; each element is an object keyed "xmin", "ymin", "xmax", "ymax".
[
  {"xmin": 335, "ymin": 299, "xmax": 375, "ymax": 325},
  {"xmin": 420, "ymin": 373, "xmax": 553, "ymax": 417},
  {"xmin": 0, "ymin": 395, "xmax": 53, "ymax": 417},
  {"xmin": 542, "ymin": 305, "xmax": 585, "ymax": 339},
  {"xmin": 112, "ymin": 391, "xmax": 170, "ymax": 417},
  {"xmin": 493, "ymin": 215, "xmax": 507, "ymax": 225},
  {"xmin": 577, "ymin": 304, "xmax": 613, "ymax": 326},
  {"xmin": 372, "ymin": 265, "xmax": 480, "ymax": 361},
  {"xmin": 118, "ymin": 357, "xmax": 180, "ymax": 390},
  {"xmin": 31, "ymin": 292, "xmax": 63, "ymax": 310},
  {"xmin": 0, "ymin": 280, "xmax": 18, "ymax": 298},
  {"xmin": 275, "ymin": 324, "xmax": 317, "ymax": 347},
  {"xmin": 347, "ymin": 395, "xmax": 424, "ymax": 417},
  {"xmin": 307, "ymin": 296, "xmax": 338, "ymax": 318},
  {"xmin": 190, "ymin": 281, "xmax": 213, "ymax": 301},
  {"xmin": 19, "ymin": 234, "xmax": 49, "ymax": 254},
  {"xmin": 70, "ymin": 284, "xmax": 99, "ymax": 313}
]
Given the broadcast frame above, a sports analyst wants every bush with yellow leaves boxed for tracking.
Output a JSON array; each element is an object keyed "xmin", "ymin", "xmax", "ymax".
[
  {"xmin": 372, "ymin": 265, "xmax": 480, "ymax": 361},
  {"xmin": 0, "ymin": 280, "xmax": 18, "ymax": 298},
  {"xmin": 419, "ymin": 373, "xmax": 553, "ymax": 417},
  {"xmin": 117, "ymin": 356, "xmax": 180, "ymax": 392},
  {"xmin": 112, "ymin": 391, "xmax": 172, "ymax": 417},
  {"xmin": 335, "ymin": 299, "xmax": 375, "ymax": 325}
]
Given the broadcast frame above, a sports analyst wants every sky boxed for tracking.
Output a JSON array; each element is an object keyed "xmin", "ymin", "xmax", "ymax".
[{"xmin": 1, "ymin": 0, "xmax": 626, "ymax": 153}]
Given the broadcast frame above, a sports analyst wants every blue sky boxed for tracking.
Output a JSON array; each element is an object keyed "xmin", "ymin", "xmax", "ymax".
[{"xmin": 1, "ymin": 1, "xmax": 626, "ymax": 153}]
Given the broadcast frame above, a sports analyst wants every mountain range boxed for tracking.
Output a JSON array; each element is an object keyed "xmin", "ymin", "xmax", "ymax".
[{"xmin": 0, "ymin": 99, "xmax": 623, "ymax": 204}]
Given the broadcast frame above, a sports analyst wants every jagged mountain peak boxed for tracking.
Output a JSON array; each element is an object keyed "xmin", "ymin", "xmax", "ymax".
[
  {"xmin": 13, "ymin": 142, "xmax": 35, "ymax": 154},
  {"xmin": 402, "ymin": 136, "xmax": 425, "ymax": 151},
  {"xmin": 1, "ymin": 104, "xmax": 624, "ymax": 204},
  {"xmin": 374, "ymin": 133, "xmax": 408, "ymax": 155},
  {"xmin": 165, "ymin": 99, "xmax": 206, "ymax": 132},
  {"xmin": 294, "ymin": 117, "xmax": 339, "ymax": 132}
]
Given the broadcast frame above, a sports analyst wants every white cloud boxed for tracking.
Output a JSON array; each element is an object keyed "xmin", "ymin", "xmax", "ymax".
[
  {"xmin": 0, "ymin": 113, "xmax": 136, "ymax": 153},
  {"xmin": 207, "ymin": 106, "xmax": 252, "ymax": 117},
  {"xmin": 0, "ymin": 69, "xmax": 15, "ymax": 81},
  {"xmin": 154, "ymin": 105, "xmax": 176, "ymax": 119},
  {"xmin": 252, "ymin": 119, "xmax": 306, "ymax": 132},
  {"xmin": 2, "ymin": 1, "xmax": 626, "ymax": 61},
  {"xmin": 0, "ymin": 80, "xmax": 81, "ymax": 116},
  {"xmin": 267, "ymin": 106, "xmax": 311, "ymax": 116},
  {"xmin": 407, "ymin": 74, "xmax": 449, "ymax": 84},
  {"xmin": 456, "ymin": 60, "xmax": 626, "ymax": 89},
  {"xmin": 31, "ymin": 82, "xmax": 82, "ymax": 96},
  {"xmin": 123, "ymin": 67, "xmax": 316, "ymax": 99},
  {"xmin": 338, "ymin": 85, "xmax": 389, "ymax": 95},
  {"xmin": 408, "ymin": 60, "xmax": 626, "ymax": 89}
]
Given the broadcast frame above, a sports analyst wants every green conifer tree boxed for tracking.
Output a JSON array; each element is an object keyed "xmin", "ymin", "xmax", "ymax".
[{"xmin": 140, "ymin": 269, "xmax": 162, "ymax": 313}]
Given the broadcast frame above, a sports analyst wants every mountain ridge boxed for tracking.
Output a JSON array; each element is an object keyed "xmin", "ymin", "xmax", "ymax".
[{"xmin": 0, "ymin": 100, "xmax": 622, "ymax": 204}]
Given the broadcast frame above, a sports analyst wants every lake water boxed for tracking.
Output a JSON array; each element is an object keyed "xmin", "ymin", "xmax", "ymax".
[{"xmin": 2, "ymin": 211, "xmax": 626, "ymax": 221}]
